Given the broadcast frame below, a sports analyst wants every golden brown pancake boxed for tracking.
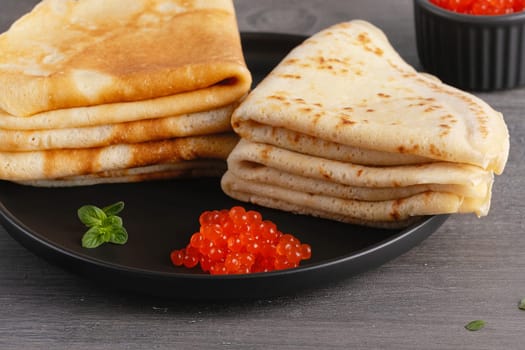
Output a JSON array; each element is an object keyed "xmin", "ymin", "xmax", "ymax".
[
  {"xmin": 0, "ymin": 0, "xmax": 251, "ymax": 117},
  {"xmin": 0, "ymin": 0, "xmax": 251, "ymax": 185}
]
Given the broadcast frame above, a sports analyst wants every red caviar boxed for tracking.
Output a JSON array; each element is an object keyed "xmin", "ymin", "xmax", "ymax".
[
  {"xmin": 430, "ymin": 0, "xmax": 525, "ymax": 15},
  {"xmin": 170, "ymin": 206, "xmax": 312, "ymax": 275}
]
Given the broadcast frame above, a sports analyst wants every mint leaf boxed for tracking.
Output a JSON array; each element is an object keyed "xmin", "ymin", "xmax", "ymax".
[
  {"xmin": 81, "ymin": 226, "xmax": 106, "ymax": 248},
  {"xmin": 78, "ymin": 201, "xmax": 128, "ymax": 249},
  {"xmin": 102, "ymin": 201, "xmax": 124, "ymax": 216},
  {"xmin": 465, "ymin": 320, "xmax": 485, "ymax": 331},
  {"xmin": 103, "ymin": 215, "xmax": 123, "ymax": 227},
  {"xmin": 109, "ymin": 226, "xmax": 128, "ymax": 245},
  {"xmin": 78, "ymin": 205, "xmax": 106, "ymax": 227}
]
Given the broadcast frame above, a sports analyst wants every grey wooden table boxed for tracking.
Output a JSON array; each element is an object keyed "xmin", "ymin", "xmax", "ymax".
[{"xmin": 1, "ymin": 1, "xmax": 524, "ymax": 349}]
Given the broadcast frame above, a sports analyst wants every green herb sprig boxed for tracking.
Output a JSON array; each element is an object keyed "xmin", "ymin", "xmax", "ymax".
[
  {"xmin": 77, "ymin": 201, "xmax": 128, "ymax": 248},
  {"xmin": 465, "ymin": 320, "xmax": 485, "ymax": 331},
  {"xmin": 518, "ymin": 297, "xmax": 525, "ymax": 310}
]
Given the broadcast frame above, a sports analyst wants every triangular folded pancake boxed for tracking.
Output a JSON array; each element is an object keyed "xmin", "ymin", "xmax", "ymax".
[
  {"xmin": 230, "ymin": 20, "xmax": 508, "ymax": 174},
  {"xmin": 222, "ymin": 20, "xmax": 509, "ymax": 227},
  {"xmin": 1, "ymin": 133, "xmax": 237, "ymax": 181},
  {"xmin": 0, "ymin": 0, "xmax": 251, "ymax": 117}
]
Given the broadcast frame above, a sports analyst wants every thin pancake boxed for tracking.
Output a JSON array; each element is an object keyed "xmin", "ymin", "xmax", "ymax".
[
  {"xmin": 18, "ymin": 160, "xmax": 227, "ymax": 187},
  {"xmin": 0, "ymin": 104, "xmax": 235, "ymax": 151},
  {"xmin": 0, "ymin": 0, "xmax": 251, "ymax": 117},
  {"xmin": 234, "ymin": 120, "xmax": 432, "ymax": 166},
  {"xmin": 231, "ymin": 20, "xmax": 509, "ymax": 174},
  {"xmin": 222, "ymin": 172, "xmax": 470, "ymax": 228},
  {"xmin": 0, "ymin": 133, "xmax": 238, "ymax": 181},
  {"xmin": 227, "ymin": 140, "xmax": 493, "ymax": 190}
]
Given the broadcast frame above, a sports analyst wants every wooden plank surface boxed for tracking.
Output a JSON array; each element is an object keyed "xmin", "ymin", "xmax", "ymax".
[{"xmin": 1, "ymin": 1, "xmax": 524, "ymax": 349}]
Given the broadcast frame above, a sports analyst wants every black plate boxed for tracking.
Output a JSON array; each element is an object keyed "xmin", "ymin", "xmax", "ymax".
[{"xmin": 0, "ymin": 33, "xmax": 448, "ymax": 299}]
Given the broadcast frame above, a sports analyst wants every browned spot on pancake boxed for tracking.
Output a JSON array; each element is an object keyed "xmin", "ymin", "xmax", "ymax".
[
  {"xmin": 303, "ymin": 55, "xmax": 354, "ymax": 75},
  {"xmin": 403, "ymin": 73, "xmax": 417, "ymax": 78},
  {"xmin": 366, "ymin": 109, "xmax": 375, "ymax": 112},
  {"xmin": 392, "ymin": 181, "xmax": 401, "ymax": 187},
  {"xmin": 283, "ymin": 58, "xmax": 300, "ymax": 65},
  {"xmin": 279, "ymin": 73, "xmax": 302, "ymax": 79},
  {"xmin": 389, "ymin": 198, "xmax": 405, "ymax": 220},
  {"xmin": 356, "ymin": 32, "xmax": 384, "ymax": 56},
  {"xmin": 438, "ymin": 116, "xmax": 455, "ymax": 137},
  {"xmin": 312, "ymin": 113, "xmax": 322, "ymax": 125},
  {"xmin": 397, "ymin": 145, "xmax": 406, "ymax": 153},
  {"xmin": 319, "ymin": 166, "xmax": 332, "ymax": 180},
  {"xmin": 44, "ymin": 148, "xmax": 102, "ymax": 178},
  {"xmin": 300, "ymin": 107, "xmax": 313, "ymax": 113},
  {"xmin": 293, "ymin": 98, "xmax": 306, "ymax": 104},
  {"xmin": 340, "ymin": 117, "xmax": 356, "ymax": 126},
  {"xmin": 313, "ymin": 102, "xmax": 323, "ymax": 108},
  {"xmin": 260, "ymin": 146, "xmax": 271, "ymax": 161},
  {"xmin": 377, "ymin": 93, "xmax": 391, "ymax": 98},
  {"xmin": 439, "ymin": 123, "xmax": 451, "ymax": 137},
  {"xmin": 440, "ymin": 114, "xmax": 454, "ymax": 121},
  {"xmin": 373, "ymin": 47, "xmax": 384, "ymax": 56},
  {"xmin": 268, "ymin": 94, "xmax": 285, "ymax": 101},
  {"xmin": 343, "ymin": 107, "xmax": 354, "ymax": 112},
  {"xmin": 133, "ymin": 140, "xmax": 182, "ymax": 165},
  {"xmin": 429, "ymin": 144, "xmax": 443, "ymax": 157},
  {"xmin": 109, "ymin": 116, "xmax": 190, "ymax": 145},
  {"xmin": 356, "ymin": 169, "xmax": 363, "ymax": 177},
  {"xmin": 358, "ymin": 32, "xmax": 371, "ymax": 45}
]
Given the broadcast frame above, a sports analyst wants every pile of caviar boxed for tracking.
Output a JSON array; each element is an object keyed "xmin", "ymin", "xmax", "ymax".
[
  {"xmin": 430, "ymin": 0, "xmax": 525, "ymax": 15},
  {"xmin": 170, "ymin": 206, "xmax": 312, "ymax": 275}
]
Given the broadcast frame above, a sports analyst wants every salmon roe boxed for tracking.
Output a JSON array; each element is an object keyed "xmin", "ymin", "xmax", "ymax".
[
  {"xmin": 430, "ymin": 0, "xmax": 525, "ymax": 15},
  {"xmin": 170, "ymin": 206, "xmax": 312, "ymax": 275}
]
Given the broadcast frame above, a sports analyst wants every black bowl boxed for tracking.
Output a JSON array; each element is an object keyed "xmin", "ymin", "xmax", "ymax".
[{"xmin": 414, "ymin": 0, "xmax": 525, "ymax": 91}]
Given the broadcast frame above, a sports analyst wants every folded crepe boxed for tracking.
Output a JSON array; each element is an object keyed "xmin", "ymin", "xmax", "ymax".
[
  {"xmin": 0, "ymin": 0, "xmax": 251, "ymax": 117},
  {"xmin": 221, "ymin": 20, "xmax": 509, "ymax": 228},
  {"xmin": 0, "ymin": 0, "xmax": 252, "ymax": 185},
  {"xmin": 17, "ymin": 160, "xmax": 229, "ymax": 187}
]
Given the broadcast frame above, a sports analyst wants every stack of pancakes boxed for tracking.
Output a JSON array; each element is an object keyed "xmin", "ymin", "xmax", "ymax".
[
  {"xmin": 221, "ymin": 20, "xmax": 509, "ymax": 228},
  {"xmin": 0, "ymin": 0, "xmax": 251, "ymax": 186}
]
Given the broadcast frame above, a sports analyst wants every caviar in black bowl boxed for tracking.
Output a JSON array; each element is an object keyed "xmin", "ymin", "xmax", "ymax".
[{"xmin": 414, "ymin": 0, "xmax": 525, "ymax": 91}]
